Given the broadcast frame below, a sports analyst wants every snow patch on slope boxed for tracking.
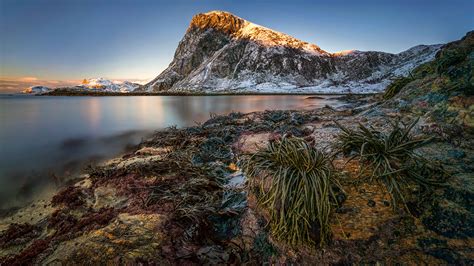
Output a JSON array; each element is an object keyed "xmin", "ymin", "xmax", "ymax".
[{"xmin": 237, "ymin": 21, "xmax": 326, "ymax": 56}]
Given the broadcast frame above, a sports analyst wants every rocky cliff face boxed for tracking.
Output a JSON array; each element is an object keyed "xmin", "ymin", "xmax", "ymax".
[{"xmin": 145, "ymin": 11, "xmax": 442, "ymax": 93}]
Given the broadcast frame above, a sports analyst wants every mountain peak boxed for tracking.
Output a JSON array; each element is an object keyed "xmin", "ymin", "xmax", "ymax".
[
  {"xmin": 189, "ymin": 11, "xmax": 245, "ymax": 35},
  {"xmin": 189, "ymin": 10, "xmax": 327, "ymax": 55}
]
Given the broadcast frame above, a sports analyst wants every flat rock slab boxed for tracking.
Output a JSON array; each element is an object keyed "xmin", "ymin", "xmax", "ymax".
[
  {"xmin": 43, "ymin": 213, "xmax": 165, "ymax": 264},
  {"xmin": 234, "ymin": 132, "xmax": 271, "ymax": 154}
]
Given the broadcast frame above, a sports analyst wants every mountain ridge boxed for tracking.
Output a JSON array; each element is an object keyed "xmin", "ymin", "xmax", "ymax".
[{"xmin": 145, "ymin": 10, "xmax": 443, "ymax": 93}]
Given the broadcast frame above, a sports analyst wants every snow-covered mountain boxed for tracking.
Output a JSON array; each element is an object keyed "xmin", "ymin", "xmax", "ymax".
[
  {"xmin": 22, "ymin": 86, "xmax": 51, "ymax": 94},
  {"xmin": 80, "ymin": 78, "xmax": 140, "ymax": 92},
  {"xmin": 144, "ymin": 11, "xmax": 442, "ymax": 93}
]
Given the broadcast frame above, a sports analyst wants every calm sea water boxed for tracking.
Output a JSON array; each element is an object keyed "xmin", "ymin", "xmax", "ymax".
[{"xmin": 0, "ymin": 95, "xmax": 342, "ymax": 207}]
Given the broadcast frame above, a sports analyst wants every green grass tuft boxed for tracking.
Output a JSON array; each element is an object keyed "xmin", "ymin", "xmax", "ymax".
[
  {"xmin": 335, "ymin": 118, "xmax": 443, "ymax": 210},
  {"xmin": 243, "ymin": 137, "xmax": 340, "ymax": 247}
]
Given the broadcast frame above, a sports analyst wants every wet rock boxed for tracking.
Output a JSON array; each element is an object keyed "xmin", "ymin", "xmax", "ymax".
[
  {"xmin": 422, "ymin": 200, "xmax": 474, "ymax": 239},
  {"xmin": 197, "ymin": 245, "xmax": 230, "ymax": 264},
  {"xmin": 417, "ymin": 237, "xmax": 447, "ymax": 249},
  {"xmin": 442, "ymin": 175, "xmax": 474, "ymax": 213},
  {"xmin": 225, "ymin": 171, "xmax": 246, "ymax": 188},
  {"xmin": 105, "ymin": 154, "xmax": 163, "ymax": 170},
  {"xmin": 426, "ymin": 248, "xmax": 472, "ymax": 265},
  {"xmin": 447, "ymin": 149, "xmax": 466, "ymax": 159},
  {"xmin": 135, "ymin": 146, "xmax": 170, "ymax": 156},
  {"xmin": 418, "ymin": 238, "xmax": 471, "ymax": 265}
]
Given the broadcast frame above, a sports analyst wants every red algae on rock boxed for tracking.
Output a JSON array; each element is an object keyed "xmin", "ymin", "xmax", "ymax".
[
  {"xmin": 51, "ymin": 186, "xmax": 88, "ymax": 209},
  {"xmin": 0, "ymin": 223, "xmax": 40, "ymax": 248}
]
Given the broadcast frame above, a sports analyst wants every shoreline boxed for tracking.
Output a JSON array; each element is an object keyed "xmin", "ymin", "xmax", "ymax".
[{"xmin": 36, "ymin": 91, "xmax": 380, "ymax": 97}]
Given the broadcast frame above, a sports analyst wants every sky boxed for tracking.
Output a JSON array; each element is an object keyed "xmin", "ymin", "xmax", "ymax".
[{"xmin": 0, "ymin": 0, "xmax": 473, "ymax": 92}]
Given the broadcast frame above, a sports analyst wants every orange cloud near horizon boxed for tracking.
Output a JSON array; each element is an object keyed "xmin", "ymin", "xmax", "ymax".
[
  {"xmin": 0, "ymin": 77, "xmax": 80, "ymax": 93},
  {"xmin": 18, "ymin": 76, "xmax": 39, "ymax": 82}
]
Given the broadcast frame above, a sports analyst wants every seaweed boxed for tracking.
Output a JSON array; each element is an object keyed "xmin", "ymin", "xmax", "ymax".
[
  {"xmin": 74, "ymin": 207, "xmax": 118, "ymax": 232},
  {"xmin": 211, "ymin": 191, "xmax": 247, "ymax": 240},
  {"xmin": 203, "ymin": 112, "xmax": 244, "ymax": 127},
  {"xmin": 47, "ymin": 207, "xmax": 118, "ymax": 241},
  {"xmin": 1, "ymin": 237, "xmax": 52, "ymax": 265},
  {"xmin": 263, "ymin": 110, "xmax": 290, "ymax": 123},
  {"xmin": 193, "ymin": 137, "xmax": 233, "ymax": 164},
  {"xmin": 48, "ymin": 209, "xmax": 78, "ymax": 235},
  {"xmin": 142, "ymin": 126, "xmax": 194, "ymax": 149},
  {"xmin": 51, "ymin": 186, "xmax": 87, "ymax": 209}
]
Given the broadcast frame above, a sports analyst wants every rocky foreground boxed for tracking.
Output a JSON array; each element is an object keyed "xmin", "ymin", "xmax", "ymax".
[{"xmin": 1, "ymin": 32, "xmax": 473, "ymax": 265}]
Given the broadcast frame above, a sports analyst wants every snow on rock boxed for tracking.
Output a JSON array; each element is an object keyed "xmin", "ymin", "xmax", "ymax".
[
  {"xmin": 22, "ymin": 86, "xmax": 51, "ymax": 94},
  {"xmin": 144, "ymin": 10, "xmax": 443, "ymax": 94}
]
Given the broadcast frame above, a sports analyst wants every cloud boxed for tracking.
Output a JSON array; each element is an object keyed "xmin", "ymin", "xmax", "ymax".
[
  {"xmin": 0, "ymin": 77, "xmax": 80, "ymax": 93},
  {"xmin": 18, "ymin": 76, "xmax": 39, "ymax": 82},
  {"xmin": 110, "ymin": 78, "xmax": 152, "ymax": 85}
]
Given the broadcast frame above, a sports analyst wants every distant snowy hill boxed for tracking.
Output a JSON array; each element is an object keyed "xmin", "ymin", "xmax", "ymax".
[
  {"xmin": 22, "ymin": 86, "xmax": 51, "ymax": 94},
  {"xmin": 23, "ymin": 78, "xmax": 141, "ymax": 94},
  {"xmin": 80, "ymin": 78, "xmax": 140, "ymax": 92},
  {"xmin": 144, "ymin": 11, "xmax": 442, "ymax": 93}
]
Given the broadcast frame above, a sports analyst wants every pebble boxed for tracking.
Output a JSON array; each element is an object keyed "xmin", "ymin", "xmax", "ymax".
[
  {"xmin": 336, "ymin": 193, "xmax": 347, "ymax": 204},
  {"xmin": 367, "ymin": 200, "xmax": 376, "ymax": 207}
]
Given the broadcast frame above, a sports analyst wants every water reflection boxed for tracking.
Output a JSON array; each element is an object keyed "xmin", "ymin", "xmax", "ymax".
[
  {"xmin": 0, "ymin": 95, "xmax": 342, "ymax": 208},
  {"xmin": 85, "ymin": 97, "xmax": 101, "ymax": 130}
]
